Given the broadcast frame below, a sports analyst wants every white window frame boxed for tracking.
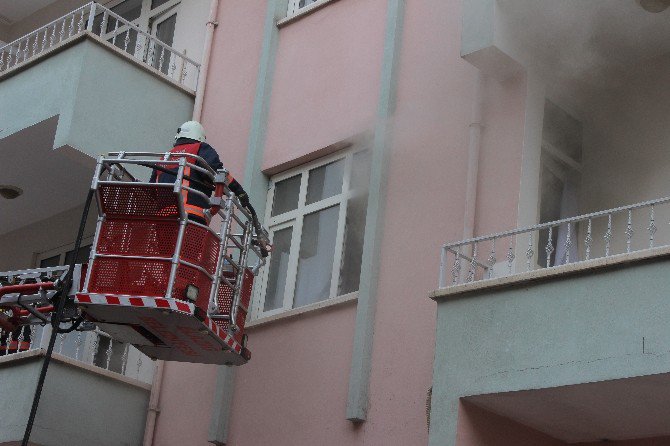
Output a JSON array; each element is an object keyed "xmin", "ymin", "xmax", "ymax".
[{"xmin": 252, "ymin": 148, "xmax": 367, "ymax": 320}]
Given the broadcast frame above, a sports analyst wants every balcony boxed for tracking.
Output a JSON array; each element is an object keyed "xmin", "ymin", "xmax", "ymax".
[
  {"xmin": 429, "ymin": 197, "xmax": 670, "ymax": 445},
  {"xmin": 0, "ymin": 266, "xmax": 154, "ymax": 446},
  {"xmin": 0, "ymin": 2, "xmax": 199, "ymax": 239}
]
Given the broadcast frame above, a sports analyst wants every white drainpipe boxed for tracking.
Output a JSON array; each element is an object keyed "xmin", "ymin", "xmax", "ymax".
[
  {"xmin": 193, "ymin": 0, "xmax": 220, "ymax": 121},
  {"xmin": 143, "ymin": 360, "xmax": 165, "ymax": 446},
  {"xmin": 143, "ymin": 2, "xmax": 219, "ymax": 441},
  {"xmin": 463, "ymin": 71, "xmax": 485, "ymax": 242}
]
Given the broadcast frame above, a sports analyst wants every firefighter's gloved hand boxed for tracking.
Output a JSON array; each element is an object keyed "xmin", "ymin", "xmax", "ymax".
[{"xmin": 238, "ymin": 192, "xmax": 250, "ymax": 209}]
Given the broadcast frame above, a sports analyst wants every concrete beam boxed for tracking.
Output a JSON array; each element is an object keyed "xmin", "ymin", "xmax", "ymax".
[{"xmin": 345, "ymin": 0, "xmax": 405, "ymax": 422}]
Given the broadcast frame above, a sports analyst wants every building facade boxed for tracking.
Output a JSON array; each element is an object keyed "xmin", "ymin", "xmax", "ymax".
[{"xmin": 2, "ymin": 0, "xmax": 670, "ymax": 445}]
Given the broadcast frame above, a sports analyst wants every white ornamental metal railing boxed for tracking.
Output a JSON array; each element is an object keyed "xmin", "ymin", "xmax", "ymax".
[
  {"xmin": 0, "ymin": 266, "xmax": 154, "ymax": 384},
  {"xmin": 0, "ymin": 2, "xmax": 200, "ymax": 90},
  {"xmin": 0, "ymin": 324, "xmax": 154, "ymax": 384},
  {"xmin": 439, "ymin": 195, "xmax": 670, "ymax": 289}
]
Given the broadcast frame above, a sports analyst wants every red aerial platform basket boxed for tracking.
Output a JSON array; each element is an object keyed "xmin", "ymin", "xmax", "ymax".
[{"xmin": 71, "ymin": 152, "xmax": 270, "ymax": 366}]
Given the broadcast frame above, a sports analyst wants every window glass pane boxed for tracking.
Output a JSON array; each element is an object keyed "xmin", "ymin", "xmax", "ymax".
[
  {"xmin": 152, "ymin": 14, "xmax": 177, "ymax": 74},
  {"xmin": 154, "ymin": 14, "xmax": 176, "ymax": 46},
  {"xmin": 294, "ymin": 205, "xmax": 339, "ymax": 308},
  {"xmin": 306, "ymin": 159, "xmax": 344, "ymax": 205},
  {"xmin": 65, "ymin": 245, "xmax": 92, "ymax": 266},
  {"xmin": 338, "ymin": 150, "xmax": 371, "ymax": 295},
  {"xmin": 112, "ymin": 0, "xmax": 143, "ymax": 22},
  {"xmin": 264, "ymin": 227, "xmax": 293, "ymax": 312},
  {"xmin": 338, "ymin": 194, "xmax": 367, "ymax": 295},
  {"xmin": 112, "ymin": 29, "xmax": 139, "ymax": 53},
  {"xmin": 151, "ymin": 0, "xmax": 172, "ymax": 9},
  {"xmin": 93, "ymin": 335, "xmax": 127, "ymax": 373},
  {"xmin": 271, "ymin": 175, "xmax": 301, "ymax": 216},
  {"xmin": 299, "ymin": 0, "xmax": 319, "ymax": 8},
  {"xmin": 350, "ymin": 151, "xmax": 371, "ymax": 192},
  {"xmin": 40, "ymin": 255, "xmax": 61, "ymax": 268}
]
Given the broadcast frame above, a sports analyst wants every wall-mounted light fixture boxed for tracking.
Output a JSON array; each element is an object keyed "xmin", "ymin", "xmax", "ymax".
[
  {"xmin": 0, "ymin": 185, "xmax": 23, "ymax": 199},
  {"xmin": 638, "ymin": 0, "xmax": 670, "ymax": 13}
]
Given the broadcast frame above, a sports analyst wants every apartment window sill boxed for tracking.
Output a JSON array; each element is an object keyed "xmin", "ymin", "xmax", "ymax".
[
  {"xmin": 277, "ymin": 0, "xmax": 340, "ymax": 28},
  {"xmin": 246, "ymin": 291, "xmax": 358, "ymax": 328}
]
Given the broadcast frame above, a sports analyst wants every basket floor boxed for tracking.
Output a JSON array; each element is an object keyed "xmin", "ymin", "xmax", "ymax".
[{"xmin": 75, "ymin": 293, "xmax": 249, "ymax": 365}]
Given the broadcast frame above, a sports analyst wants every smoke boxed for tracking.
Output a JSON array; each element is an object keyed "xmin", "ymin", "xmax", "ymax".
[{"xmin": 507, "ymin": 1, "xmax": 670, "ymax": 253}]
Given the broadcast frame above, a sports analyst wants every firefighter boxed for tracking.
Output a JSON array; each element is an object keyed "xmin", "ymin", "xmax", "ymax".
[{"xmin": 151, "ymin": 121, "xmax": 251, "ymax": 224}]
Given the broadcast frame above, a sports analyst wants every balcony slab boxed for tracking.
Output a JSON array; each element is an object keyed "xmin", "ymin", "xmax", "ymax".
[
  {"xmin": 429, "ymin": 248, "xmax": 670, "ymax": 446},
  {"xmin": 0, "ymin": 349, "xmax": 150, "ymax": 446}
]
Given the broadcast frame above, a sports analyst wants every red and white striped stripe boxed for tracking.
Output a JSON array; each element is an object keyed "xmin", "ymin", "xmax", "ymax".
[
  {"xmin": 76, "ymin": 293, "xmax": 194, "ymax": 314},
  {"xmin": 75, "ymin": 293, "xmax": 243, "ymax": 355}
]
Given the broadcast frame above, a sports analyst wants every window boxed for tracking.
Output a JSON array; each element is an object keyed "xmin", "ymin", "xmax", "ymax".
[
  {"xmin": 538, "ymin": 100, "xmax": 583, "ymax": 267},
  {"xmin": 254, "ymin": 149, "xmax": 371, "ymax": 318},
  {"xmin": 38, "ymin": 243, "xmax": 92, "ymax": 268},
  {"xmin": 94, "ymin": 0, "xmax": 180, "ymax": 67},
  {"xmin": 287, "ymin": 0, "xmax": 329, "ymax": 17}
]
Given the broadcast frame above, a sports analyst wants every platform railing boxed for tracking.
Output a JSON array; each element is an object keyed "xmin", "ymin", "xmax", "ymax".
[
  {"xmin": 439, "ymin": 195, "xmax": 670, "ymax": 289},
  {"xmin": 0, "ymin": 2, "xmax": 200, "ymax": 90},
  {"xmin": 0, "ymin": 266, "xmax": 153, "ymax": 384},
  {"xmin": 0, "ymin": 324, "xmax": 153, "ymax": 384}
]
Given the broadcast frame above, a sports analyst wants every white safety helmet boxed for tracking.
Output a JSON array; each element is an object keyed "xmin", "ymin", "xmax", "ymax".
[{"xmin": 175, "ymin": 120, "xmax": 206, "ymax": 142}]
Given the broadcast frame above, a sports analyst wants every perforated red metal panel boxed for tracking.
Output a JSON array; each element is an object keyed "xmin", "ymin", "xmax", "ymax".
[
  {"xmin": 182, "ymin": 224, "xmax": 220, "ymax": 274},
  {"xmin": 88, "ymin": 258, "xmax": 171, "ymax": 297},
  {"xmin": 216, "ymin": 272, "xmax": 235, "ymax": 316},
  {"xmin": 213, "ymin": 269, "xmax": 254, "ymax": 343},
  {"xmin": 97, "ymin": 219, "xmax": 179, "ymax": 257},
  {"xmin": 99, "ymin": 184, "xmax": 179, "ymax": 218}
]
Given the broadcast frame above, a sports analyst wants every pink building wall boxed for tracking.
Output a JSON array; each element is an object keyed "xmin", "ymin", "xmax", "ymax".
[
  {"xmin": 227, "ymin": 303, "xmax": 359, "ymax": 445},
  {"xmin": 456, "ymin": 401, "xmax": 565, "ymax": 446},
  {"xmin": 154, "ymin": 0, "xmax": 528, "ymax": 444},
  {"xmin": 263, "ymin": 0, "xmax": 387, "ymax": 168},
  {"xmin": 578, "ymin": 438, "xmax": 670, "ymax": 446},
  {"xmin": 153, "ymin": 1, "xmax": 267, "ymax": 444}
]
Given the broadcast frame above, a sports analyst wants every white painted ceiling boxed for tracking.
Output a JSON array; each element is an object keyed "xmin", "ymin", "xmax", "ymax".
[
  {"xmin": 465, "ymin": 373, "xmax": 670, "ymax": 443},
  {"xmin": 0, "ymin": 117, "xmax": 95, "ymax": 235},
  {"xmin": 0, "ymin": 0, "xmax": 58, "ymax": 24}
]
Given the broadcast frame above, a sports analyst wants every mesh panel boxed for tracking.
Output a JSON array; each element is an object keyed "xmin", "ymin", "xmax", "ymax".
[
  {"xmin": 216, "ymin": 272, "xmax": 235, "ymax": 316},
  {"xmin": 214, "ymin": 269, "xmax": 254, "ymax": 343},
  {"xmin": 97, "ymin": 219, "xmax": 179, "ymax": 257},
  {"xmin": 182, "ymin": 224, "xmax": 220, "ymax": 274},
  {"xmin": 99, "ymin": 184, "xmax": 179, "ymax": 218},
  {"xmin": 88, "ymin": 258, "xmax": 171, "ymax": 297}
]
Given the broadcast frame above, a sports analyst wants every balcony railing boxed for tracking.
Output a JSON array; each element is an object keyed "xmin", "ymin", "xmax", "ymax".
[
  {"xmin": 0, "ymin": 2, "xmax": 200, "ymax": 91},
  {"xmin": 0, "ymin": 266, "xmax": 153, "ymax": 384},
  {"xmin": 438, "ymin": 195, "xmax": 670, "ymax": 289}
]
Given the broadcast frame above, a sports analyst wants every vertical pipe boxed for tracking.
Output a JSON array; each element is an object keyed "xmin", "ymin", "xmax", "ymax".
[
  {"xmin": 193, "ymin": 0, "xmax": 220, "ymax": 121},
  {"xmin": 438, "ymin": 247, "xmax": 447, "ymax": 288},
  {"xmin": 463, "ymin": 71, "xmax": 485, "ymax": 242},
  {"xmin": 143, "ymin": 360, "xmax": 165, "ymax": 446}
]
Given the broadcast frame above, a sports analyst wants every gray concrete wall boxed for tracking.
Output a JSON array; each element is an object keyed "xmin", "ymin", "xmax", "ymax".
[
  {"xmin": 64, "ymin": 39, "xmax": 194, "ymax": 156},
  {"xmin": 0, "ymin": 39, "xmax": 83, "ymax": 140},
  {"xmin": 0, "ymin": 202, "xmax": 97, "ymax": 271},
  {"xmin": 429, "ymin": 257, "xmax": 670, "ymax": 446},
  {"xmin": 0, "ymin": 36, "xmax": 194, "ymax": 154},
  {"xmin": 0, "ymin": 354, "xmax": 149, "ymax": 446}
]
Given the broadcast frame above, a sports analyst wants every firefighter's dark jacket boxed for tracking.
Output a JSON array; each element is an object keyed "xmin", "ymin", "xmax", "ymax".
[{"xmin": 150, "ymin": 138, "xmax": 247, "ymax": 212}]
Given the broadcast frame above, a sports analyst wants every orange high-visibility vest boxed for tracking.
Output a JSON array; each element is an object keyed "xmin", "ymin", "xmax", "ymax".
[{"xmin": 157, "ymin": 143, "xmax": 206, "ymax": 220}]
